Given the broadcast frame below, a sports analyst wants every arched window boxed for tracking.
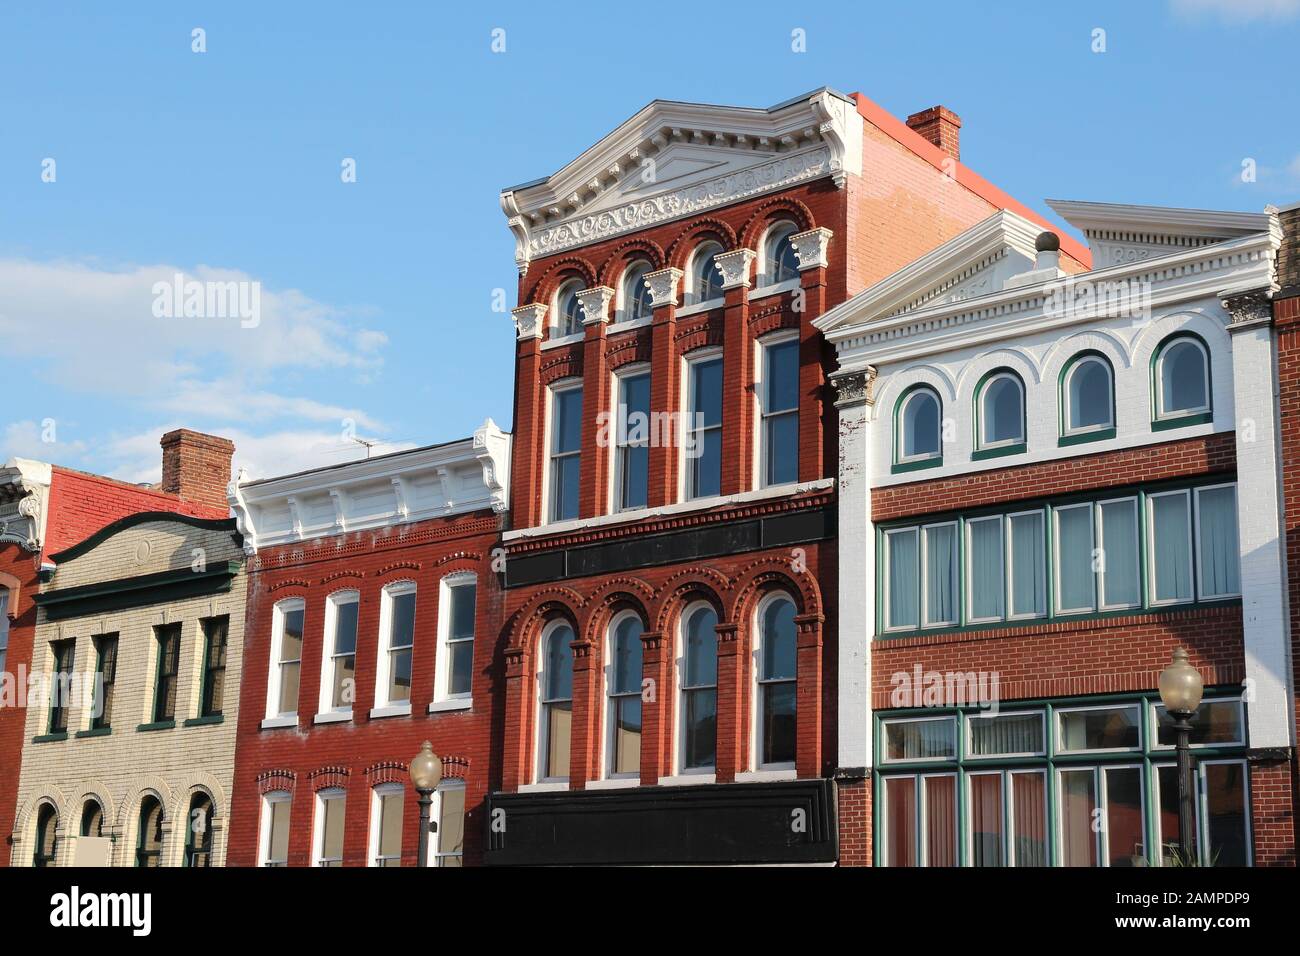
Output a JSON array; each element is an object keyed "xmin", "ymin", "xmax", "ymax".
[
  {"xmin": 678, "ymin": 602, "xmax": 718, "ymax": 772},
  {"xmin": 976, "ymin": 370, "xmax": 1026, "ymax": 452},
  {"xmin": 605, "ymin": 611, "xmax": 644, "ymax": 779},
  {"xmin": 755, "ymin": 594, "xmax": 797, "ymax": 769},
  {"xmin": 897, "ymin": 386, "xmax": 942, "ymax": 465},
  {"xmin": 135, "ymin": 796, "xmax": 164, "ymax": 868},
  {"xmin": 1062, "ymin": 353, "xmax": 1115, "ymax": 436},
  {"xmin": 687, "ymin": 241, "xmax": 724, "ymax": 306},
  {"xmin": 538, "ymin": 620, "xmax": 575, "ymax": 781},
  {"xmin": 184, "ymin": 793, "xmax": 215, "ymax": 867},
  {"xmin": 554, "ymin": 279, "xmax": 585, "ymax": 338},
  {"xmin": 80, "ymin": 799, "xmax": 104, "ymax": 838},
  {"xmin": 33, "ymin": 803, "xmax": 58, "ymax": 867},
  {"xmin": 763, "ymin": 222, "xmax": 800, "ymax": 285},
  {"xmin": 620, "ymin": 261, "xmax": 654, "ymax": 323},
  {"xmin": 1154, "ymin": 334, "xmax": 1211, "ymax": 422}
]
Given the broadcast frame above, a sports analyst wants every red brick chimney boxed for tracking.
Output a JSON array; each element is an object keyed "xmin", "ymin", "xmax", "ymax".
[
  {"xmin": 906, "ymin": 106, "xmax": 962, "ymax": 162},
  {"xmin": 160, "ymin": 429, "xmax": 235, "ymax": 513}
]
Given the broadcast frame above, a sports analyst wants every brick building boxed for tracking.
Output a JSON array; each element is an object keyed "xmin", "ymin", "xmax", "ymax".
[
  {"xmin": 223, "ymin": 421, "xmax": 510, "ymax": 867},
  {"xmin": 1, "ymin": 430, "xmax": 232, "ymax": 865},
  {"xmin": 818, "ymin": 201, "xmax": 1296, "ymax": 865},
  {"xmin": 485, "ymin": 88, "xmax": 1087, "ymax": 864}
]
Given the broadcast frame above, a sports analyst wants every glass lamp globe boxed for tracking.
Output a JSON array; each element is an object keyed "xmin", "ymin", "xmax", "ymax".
[
  {"xmin": 1158, "ymin": 648, "xmax": 1204, "ymax": 716},
  {"xmin": 409, "ymin": 740, "xmax": 443, "ymax": 792}
]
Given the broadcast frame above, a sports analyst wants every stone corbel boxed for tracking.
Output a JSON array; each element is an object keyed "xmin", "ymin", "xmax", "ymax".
[
  {"xmin": 714, "ymin": 248, "xmax": 757, "ymax": 290},
  {"xmin": 390, "ymin": 477, "xmax": 409, "ymax": 521},
  {"xmin": 500, "ymin": 190, "xmax": 531, "ymax": 276},
  {"xmin": 511, "ymin": 303, "xmax": 548, "ymax": 341},
  {"xmin": 645, "ymin": 267, "xmax": 684, "ymax": 308},
  {"xmin": 327, "ymin": 488, "xmax": 347, "ymax": 533},
  {"xmin": 832, "ymin": 367, "xmax": 876, "ymax": 408},
  {"xmin": 576, "ymin": 286, "xmax": 616, "ymax": 325},
  {"xmin": 791, "ymin": 227, "xmax": 833, "ymax": 271},
  {"xmin": 1220, "ymin": 289, "xmax": 1273, "ymax": 330},
  {"xmin": 472, "ymin": 418, "xmax": 510, "ymax": 514}
]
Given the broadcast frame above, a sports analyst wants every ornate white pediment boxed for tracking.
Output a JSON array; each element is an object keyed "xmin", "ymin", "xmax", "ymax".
[
  {"xmin": 501, "ymin": 89, "xmax": 863, "ymax": 273},
  {"xmin": 0, "ymin": 458, "xmax": 52, "ymax": 553}
]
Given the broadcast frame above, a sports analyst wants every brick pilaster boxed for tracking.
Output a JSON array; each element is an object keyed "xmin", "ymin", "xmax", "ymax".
[
  {"xmin": 568, "ymin": 638, "xmax": 598, "ymax": 788},
  {"xmin": 502, "ymin": 647, "xmax": 528, "ymax": 791},
  {"xmin": 794, "ymin": 612, "xmax": 824, "ymax": 778},
  {"xmin": 640, "ymin": 630, "xmax": 668, "ymax": 784},
  {"xmin": 714, "ymin": 622, "xmax": 743, "ymax": 782}
]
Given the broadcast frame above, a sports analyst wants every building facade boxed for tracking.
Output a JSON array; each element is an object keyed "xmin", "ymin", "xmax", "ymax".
[
  {"xmin": 486, "ymin": 88, "xmax": 1088, "ymax": 865},
  {"xmin": 1, "ymin": 429, "xmax": 233, "ymax": 866},
  {"xmin": 224, "ymin": 421, "xmax": 510, "ymax": 867},
  {"xmin": 818, "ymin": 201, "xmax": 1297, "ymax": 865}
]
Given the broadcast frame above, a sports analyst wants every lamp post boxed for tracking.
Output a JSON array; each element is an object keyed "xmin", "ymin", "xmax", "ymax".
[
  {"xmin": 1157, "ymin": 648, "xmax": 1204, "ymax": 864},
  {"xmin": 409, "ymin": 740, "xmax": 442, "ymax": 868}
]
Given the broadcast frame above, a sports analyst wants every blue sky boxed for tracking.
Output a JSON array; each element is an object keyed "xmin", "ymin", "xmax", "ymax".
[{"xmin": 1, "ymin": 0, "xmax": 1297, "ymax": 481}]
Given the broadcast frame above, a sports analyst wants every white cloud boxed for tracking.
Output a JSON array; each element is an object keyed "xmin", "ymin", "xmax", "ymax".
[
  {"xmin": 1171, "ymin": 0, "xmax": 1300, "ymax": 21},
  {"xmin": 2, "ymin": 420, "xmax": 87, "ymax": 463}
]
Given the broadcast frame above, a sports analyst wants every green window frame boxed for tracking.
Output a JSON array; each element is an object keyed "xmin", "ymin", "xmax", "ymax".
[
  {"xmin": 47, "ymin": 639, "xmax": 76, "ymax": 735},
  {"xmin": 972, "ymin": 368, "xmax": 1027, "ymax": 461},
  {"xmin": 90, "ymin": 634, "xmax": 118, "ymax": 731},
  {"xmin": 152, "ymin": 623, "xmax": 181, "ymax": 724},
  {"xmin": 1151, "ymin": 331, "xmax": 1213, "ymax": 430},
  {"xmin": 199, "ymin": 616, "xmax": 228, "ymax": 718},
  {"xmin": 1058, "ymin": 350, "xmax": 1116, "ymax": 446},
  {"xmin": 892, "ymin": 384, "xmax": 944, "ymax": 474}
]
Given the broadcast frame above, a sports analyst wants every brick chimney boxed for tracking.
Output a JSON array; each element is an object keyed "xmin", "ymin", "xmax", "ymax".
[
  {"xmin": 160, "ymin": 429, "xmax": 235, "ymax": 513},
  {"xmin": 906, "ymin": 106, "xmax": 962, "ymax": 163}
]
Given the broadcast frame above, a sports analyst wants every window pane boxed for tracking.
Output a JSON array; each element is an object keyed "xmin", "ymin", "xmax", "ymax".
[
  {"xmin": 321, "ymin": 795, "xmax": 345, "ymax": 864},
  {"xmin": 1009, "ymin": 512, "xmax": 1046, "ymax": 617},
  {"xmin": 969, "ymin": 774, "xmax": 1003, "ymax": 867},
  {"xmin": 546, "ymin": 702, "xmax": 572, "ymax": 778},
  {"xmin": 761, "ymin": 599, "xmax": 796, "ymax": 680},
  {"xmin": 1105, "ymin": 767, "xmax": 1145, "ymax": 867},
  {"xmin": 545, "ymin": 625, "xmax": 574, "ymax": 700},
  {"xmin": 969, "ymin": 712, "xmax": 1043, "ymax": 756},
  {"xmin": 691, "ymin": 427, "xmax": 722, "ymax": 499},
  {"xmin": 761, "ymin": 682, "xmax": 796, "ymax": 765},
  {"xmin": 388, "ymin": 648, "xmax": 412, "ymax": 702},
  {"xmin": 1010, "ymin": 772, "xmax": 1047, "ymax": 866},
  {"xmin": 1059, "ymin": 769, "xmax": 1099, "ymax": 866},
  {"xmin": 279, "ymin": 661, "xmax": 301, "ymax": 717},
  {"xmin": 389, "ymin": 592, "xmax": 415, "ymax": 649},
  {"xmin": 696, "ymin": 250, "xmax": 722, "ymax": 302},
  {"xmin": 448, "ymin": 642, "xmax": 473, "ymax": 696},
  {"xmin": 1068, "ymin": 359, "xmax": 1111, "ymax": 430},
  {"xmin": 553, "ymin": 454, "xmax": 580, "ymax": 521},
  {"xmin": 924, "ymin": 524, "xmax": 957, "ymax": 626},
  {"xmin": 982, "ymin": 376, "xmax": 1022, "ymax": 445},
  {"xmin": 924, "ymin": 776, "xmax": 957, "ymax": 867},
  {"xmin": 1162, "ymin": 340, "xmax": 1207, "ymax": 414},
  {"xmin": 1157, "ymin": 764, "xmax": 1195, "ymax": 865},
  {"xmin": 1055, "ymin": 505, "xmax": 1095, "ymax": 612},
  {"xmin": 1202, "ymin": 762, "xmax": 1248, "ymax": 866},
  {"xmin": 333, "ymin": 600, "xmax": 359, "ymax": 655},
  {"xmin": 269, "ymin": 799, "xmax": 291, "ymax": 865},
  {"xmin": 1197, "ymin": 486, "xmax": 1240, "ymax": 597},
  {"xmin": 1058, "ymin": 706, "xmax": 1140, "ymax": 752},
  {"xmin": 377, "ymin": 792, "xmax": 403, "ymax": 865},
  {"xmin": 684, "ymin": 688, "xmax": 717, "ymax": 769},
  {"xmin": 619, "ymin": 373, "xmax": 651, "ymax": 436},
  {"xmin": 884, "ymin": 777, "xmax": 916, "ymax": 867},
  {"xmin": 883, "ymin": 718, "xmax": 955, "ymax": 761},
  {"xmin": 968, "ymin": 517, "xmax": 1004, "ymax": 620},
  {"xmin": 1155, "ymin": 699, "xmax": 1243, "ymax": 746},
  {"xmin": 450, "ymin": 583, "xmax": 476, "ymax": 639},
  {"xmin": 683, "ymin": 607, "xmax": 717, "ymax": 686},
  {"xmin": 437, "ymin": 789, "xmax": 466, "ymax": 867},
  {"xmin": 886, "ymin": 529, "xmax": 919, "ymax": 629},
  {"xmin": 613, "ymin": 695, "xmax": 642, "ymax": 775},
  {"xmin": 553, "ymin": 388, "xmax": 583, "ymax": 453},
  {"xmin": 692, "ymin": 358, "xmax": 723, "ymax": 428},
  {"xmin": 764, "ymin": 412, "xmax": 799, "ymax": 485},
  {"xmin": 902, "ymin": 391, "xmax": 940, "ymax": 459},
  {"xmin": 612, "ymin": 616, "xmax": 643, "ymax": 695},
  {"xmin": 766, "ymin": 340, "xmax": 799, "ymax": 412},
  {"xmin": 281, "ymin": 608, "xmax": 304, "ymax": 662},
  {"xmin": 1099, "ymin": 499, "xmax": 1140, "ymax": 607},
  {"xmin": 1151, "ymin": 493, "xmax": 1193, "ymax": 602},
  {"xmin": 331, "ymin": 602, "xmax": 358, "ymax": 709},
  {"xmin": 770, "ymin": 230, "xmax": 799, "ymax": 283}
]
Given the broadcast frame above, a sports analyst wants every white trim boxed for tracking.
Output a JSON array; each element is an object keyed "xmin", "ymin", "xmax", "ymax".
[
  {"xmin": 756, "ymin": 329, "xmax": 801, "ymax": 490},
  {"xmin": 749, "ymin": 278, "xmax": 801, "ymax": 301},
  {"xmin": 312, "ymin": 711, "xmax": 352, "ymax": 725},
  {"xmin": 751, "ymin": 591, "xmax": 798, "ymax": 773},
  {"xmin": 977, "ymin": 371, "xmax": 1026, "ymax": 450},
  {"xmin": 434, "ymin": 571, "xmax": 478, "ymax": 704},
  {"xmin": 1193, "ymin": 483, "xmax": 1242, "ymax": 600},
  {"xmin": 1063, "ymin": 354, "xmax": 1115, "ymax": 435},
  {"xmin": 584, "ymin": 777, "xmax": 641, "ymax": 790},
  {"xmin": 1146, "ymin": 489, "xmax": 1195, "ymax": 607},
  {"xmin": 610, "ymin": 364, "xmax": 653, "ymax": 513},
  {"xmin": 368, "ymin": 703, "xmax": 412, "ymax": 720},
  {"xmin": 680, "ymin": 348, "xmax": 725, "ymax": 502},
  {"xmin": 1154, "ymin": 335, "xmax": 1211, "ymax": 420},
  {"xmin": 260, "ymin": 716, "xmax": 298, "ymax": 730},
  {"xmin": 257, "ymin": 791, "xmax": 292, "ymax": 867},
  {"xmin": 373, "ymin": 579, "xmax": 417, "ymax": 710},
  {"xmin": 367, "ymin": 783, "xmax": 404, "ymax": 867},
  {"xmin": 311, "ymin": 788, "xmax": 345, "ymax": 867},
  {"xmin": 897, "ymin": 387, "xmax": 942, "ymax": 465},
  {"xmin": 734, "ymin": 769, "xmax": 798, "ymax": 783},
  {"xmin": 316, "ymin": 589, "xmax": 359, "ymax": 720},
  {"xmin": 265, "ymin": 598, "xmax": 304, "ymax": 721},
  {"xmin": 601, "ymin": 609, "xmax": 645, "ymax": 782},
  {"xmin": 540, "ymin": 330, "xmax": 584, "ymax": 350},
  {"xmin": 543, "ymin": 378, "xmax": 584, "ymax": 525},
  {"xmin": 427, "ymin": 698, "xmax": 473, "ymax": 714},
  {"xmin": 535, "ymin": 618, "xmax": 575, "ymax": 784},
  {"xmin": 517, "ymin": 782, "xmax": 570, "ymax": 793},
  {"xmin": 657, "ymin": 773, "xmax": 717, "ymax": 787},
  {"xmin": 675, "ymin": 600, "xmax": 719, "ymax": 775},
  {"xmin": 423, "ymin": 779, "xmax": 467, "ymax": 867}
]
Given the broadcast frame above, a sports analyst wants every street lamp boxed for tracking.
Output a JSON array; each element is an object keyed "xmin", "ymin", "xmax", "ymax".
[
  {"xmin": 1158, "ymin": 648, "xmax": 1204, "ymax": 864},
  {"xmin": 409, "ymin": 740, "xmax": 443, "ymax": 868}
]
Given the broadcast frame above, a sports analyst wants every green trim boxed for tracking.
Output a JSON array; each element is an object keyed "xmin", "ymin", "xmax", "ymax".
[
  {"xmin": 1149, "ymin": 331, "xmax": 1212, "ymax": 428},
  {"xmin": 971, "ymin": 442, "xmax": 1025, "ymax": 461},
  {"xmin": 183, "ymin": 715, "xmax": 224, "ymax": 727},
  {"xmin": 1152, "ymin": 411, "xmax": 1213, "ymax": 431},
  {"xmin": 47, "ymin": 512, "xmax": 240, "ymax": 565},
  {"xmin": 1058, "ymin": 426, "xmax": 1115, "ymax": 447},
  {"xmin": 74, "ymin": 727, "xmax": 112, "ymax": 739},
  {"xmin": 32, "ymin": 732, "xmax": 68, "ymax": 743},
  {"xmin": 891, "ymin": 456, "xmax": 943, "ymax": 475},
  {"xmin": 136, "ymin": 720, "xmax": 176, "ymax": 733},
  {"xmin": 892, "ymin": 383, "xmax": 944, "ymax": 472},
  {"xmin": 35, "ymin": 562, "xmax": 240, "ymax": 621}
]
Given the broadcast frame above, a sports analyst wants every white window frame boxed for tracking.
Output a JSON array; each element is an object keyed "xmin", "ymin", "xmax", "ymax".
[
  {"xmin": 372, "ymin": 580, "xmax": 416, "ymax": 716},
  {"xmin": 897, "ymin": 387, "xmax": 943, "ymax": 464},
  {"xmin": 685, "ymin": 240, "xmax": 724, "ymax": 308},
  {"xmin": 1096, "ymin": 496, "xmax": 1142, "ymax": 611},
  {"xmin": 920, "ymin": 521, "xmax": 959, "ymax": 628},
  {"xmin": 1052, "ymin": 502, "xmax": 1097, "ymax": 615},
  {"xmin": 265, "ymin": 598, "xmax": 305, "ymax": 723},
  {"xmin": 964, "ymin": 709, "xmax": 1046, "ymax": 760},
  {"xmin": 1054, "ymin": 702, "xmax": 1143, "ymax": 755},
  {"xmin": 977, "ymin": 371, "xmax": 1025, "ymax": 449},
  {"xmin": 433, "ymin": 571, "xmax": 476, "ymax": 706},
  {"xmin": 257, "ymin": 791, "xmax": 292, "ymax": 867},
  {"xmin": 1146, "ymin": 489, "xmax": 1195, "ymax": 607},
  {"xmin": 368, "ymin": 783, "xmax": 405, "ymax": 867},
  {"xmin": 311, "ymin": 788, "xmax": 346, "ymax": 867},
  {"xmin": 610, "ymin": 363, "xmax": 652, "ymax": 513},
  {"xmin": 317, "ymin": 589, "xmax": 359, "ymax": 720},
  {"xmin": 964, "ymin": 514, "xmax": 1006, "ymax": 624},
  {"xmin": 535, "ymin": 618, "xmax": 575, "ymax": 784},
  {"xmin": 1193, "ymin": 483, "xmax": 1242, "ymax": 600},
  {"xmin": 674, "ymin": 599, "xmax": 719, "ymax": 778},
  {"xmin": 751, "ymin": 591, "xmax": 798, "ymax": 773},
  {"xmin": 680, "ymin": 348, "xmax": 724, "ymax": 502},
  {"xmin": 551, "ymin": 278, "xmax": 586, "ymax": 342},
  {"xmin": 601, "ymin": 608, "xmax": 644, "ymax": 781},
  {"xmin": 1006, "ymin": 509, "xmax": 1048, "ymax": 621},
  {"xmin": 1155, "ymin": 335, "xmax": 1211, "ymax": 420},
  {"xmin": 544, "ymin": 378, "xmax": 584, "ymax": 524},
  {"xmin": 423, "ymin": 779, "xmax": 468, "ymax": 867},
  {"xmin": 879, "ymin": 714, "xmax": 958, "ymax": 764},
  {"xmin": 755, "ymin": 330, "xmax": 800, "ymax": 490},
  {"xmin": 1149, "ymin": 696, "xmax": 1245, "ymax": 751},
  {"xmin": 616, "ymin": 260, "xmax": 654, "ymax": 326},
  {"xmin": 757, "ymin": 220, "xmax": 801, "ymax": 290},
  {"xmin": 1063, "ymin": 355, "xmax": 1114, "ymax": 435}
]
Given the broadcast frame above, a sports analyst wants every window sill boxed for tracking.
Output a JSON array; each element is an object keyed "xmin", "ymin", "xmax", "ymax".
[
  {"xmin": 518, "ymin": 781, "xmax": 569, "ymax": 793},
  {"xmin": 657, "ymin": 773, "xmax": 716, "ymax": 786},
  {"xmin": 892, "ymin": 456, "xmax": 943, "ymax": 475},
  {"xmin": 735, "ymin": 768, "xmax": 797, "ymax": 783},
  {"xmin": 32, "ymin": 732, "xmax": 68, "ymax": 744},
  {"xmin": 368, "ymin": 703, "xmax": 412, "ymax": 720},
  {"xmin": 137, "ymin": 720, "xmax": 176, "ymax": 733},
  {"xmin": 427, "ymin": 698, "xmax": 472, "ymax": 714},
  {"xmin": 584, "ymin": 776, "xmax": 641, "ymax": 790},
  {"xmin": 1059, "ymin": 426, "xmax": 1115, "ymax": 447},
  {"xmin": 674, "ymin": 297, "xmax": 723, "ymax": 318},
  {"xmin": 749, "ymin": 278, "xmax": 801, "ymax": 301},
  {"xmin": 183, "ymin": 715, "xmax": 225, "ymax": 727},
  {"xmin": 1152, "ymin": 411, "xmax": 1213, "ymax": 432},
  {"xmin": 541, "ymin": 331, "xmax": 584, "ymax": 350},
  {"xmin": 260, "ymin": 715, "xmax": 299, "ymax": 730},
  {"xmin": 607, "ymin": 317, "xmax": 652, "ymax": 336},
  {"xmin": 972, "ymin": 442, "xmax": 1026, "ymax": 461},
  {"xmin": 313, "ymin": 710, "xmax": 353, "ymax": 725},
  {"xmin": 75, "ymin": 727, "xmax": 112, "ymax": 739}
]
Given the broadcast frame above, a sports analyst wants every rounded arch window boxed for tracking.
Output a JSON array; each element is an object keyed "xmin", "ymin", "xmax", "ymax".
[
  {"xmin": 1063, "ymin": 353, "xmax": 1114, "ymax": 434},
  {"xmin": 554, "ymin": 279, "xmax": 585, "ymax": 338},
  {"xmin": 80, "ymin": 799, "xmax": 104, "ymax": 838},
  {"xmin": 620, "ymin": 261, "xmax": 654, "ymax": 323},
  {"xmin": 33, "ymin": 803, "xmax": 58, "ymax": 867},
  {"xmin": 605, "ymin": 610, "xmax": 644, "ymax": 778},
  {"xmin": 679, "ymin": 601, "xmax": 718, "ymax": 771},
  {"xmin": 135, "ymin": 795, "xmax": 164, "ymax": 868},
  {"xmin": 688, "ymin": 241, "xmax": 724, "ymax": 306},
  {"xmin": 898, "ymin": 386, "xmax": 942, "ymax": 463},
  {"xmin": 763, "ymin": 221, "xmax": 800, "ymax": 285},
  {"xmin": 538, "ymin": 620, "xmax": 575, "ymax": 781},
  {"xmin": 755, "ymin": 593, "xmax": 797, "ymax": 768},
  {"xmin": 185, "ymin": 792, "xmax": 215, "ymax": 867},
  {"xmin": 1155, "ymin": 334, "xmax": 1210, "ymax": 420},
  {"xmin": 977, "ymin": 371, "xmax": 1026, "ymax": 449}
]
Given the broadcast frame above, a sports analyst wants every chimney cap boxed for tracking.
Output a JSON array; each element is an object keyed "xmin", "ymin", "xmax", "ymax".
[{"xmin": 1035, "ymin": 231, "xmax": 1061, "ymax": 253}]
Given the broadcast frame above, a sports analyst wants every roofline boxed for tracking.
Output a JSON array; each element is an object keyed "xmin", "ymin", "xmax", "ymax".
[
  {"xmin": 48, "ymin": 512, "xmax": 241, "ymax": 565},
  {"xmin": 239, "ymin": 433, "xmax": 481, "ymax": 489}
]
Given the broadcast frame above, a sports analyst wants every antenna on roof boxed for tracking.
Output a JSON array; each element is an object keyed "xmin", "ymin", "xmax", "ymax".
[{"xmin": 349, "ymin": 436, "xmax": 380, "ymax": 459}]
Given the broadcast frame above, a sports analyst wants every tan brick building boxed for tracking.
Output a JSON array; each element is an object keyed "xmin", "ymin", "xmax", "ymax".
[{"xmin": 11, "ymin": 512, "xmax": 246, "ymax": 867}]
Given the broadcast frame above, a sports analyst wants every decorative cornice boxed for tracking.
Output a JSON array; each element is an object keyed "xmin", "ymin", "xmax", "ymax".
[
  {"xmin": 645, "ymin": 267, "xmax": 684, "ymax": 308},
  {"xmin": 0, "ymin": 458, "xmax": 52, "ymax": 553},
  {"xmin": 1220, "ymin": 288, "xmax": 1273, "ymax": 328},
  {"xmin": 576, "ymin": 285, "xmax": 615, "ymax": 325},
  {"xmin": 714, "ymin": 248, "xmax": 756, "ymax": 290},
  {"xmin": 511, "ymin": 303, "xmax": 547, "ymax": 341},
  {"xmin": 832, "ymin": 368, "xmax": 876, "ymax": 408},
  {"xmin": 790, "ymin": 227, "xmax": 833, "ymax": 271}
]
